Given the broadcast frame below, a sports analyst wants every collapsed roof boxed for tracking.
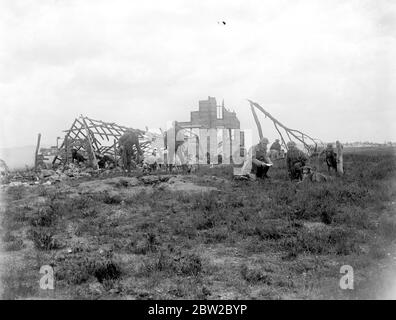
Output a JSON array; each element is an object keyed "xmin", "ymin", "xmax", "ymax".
[{"xmin": 53, "ymin": 115, "xmax": 163, "ymax": 167}]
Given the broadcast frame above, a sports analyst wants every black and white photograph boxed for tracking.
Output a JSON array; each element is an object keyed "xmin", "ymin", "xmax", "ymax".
[{"xmin": 0, "ymin": 0, "xmax": 395, "ymax": 308}]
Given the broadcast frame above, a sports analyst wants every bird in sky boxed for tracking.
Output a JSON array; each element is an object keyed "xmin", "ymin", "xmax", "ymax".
[{"xmin": 217, "ymin": 21, "xmax": 226, "ymax": 25}]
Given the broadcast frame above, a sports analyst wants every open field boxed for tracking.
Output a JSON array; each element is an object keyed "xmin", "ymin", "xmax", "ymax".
[{"xmin": 1, "ymin": 147, "xmax": 396, "ymax": 299}]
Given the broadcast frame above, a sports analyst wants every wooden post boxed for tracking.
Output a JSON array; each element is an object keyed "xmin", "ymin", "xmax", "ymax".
[
  {"xmin": 167, "ymin": 123, "xmax": 176, "ymax": 166},
  {"xmin": 34, "ymin": 133, "xmax": 41, "ymax": 170},
  {"xmin": 64, "ymin": 135, "xmax": 70, "ymax": 164},
  {"xmin": 113, "ymin": 139, "xmax": 117, "ymax": 167},
  {"xmin": 250, "ymin": 105, "xmax": 263, "ymax": 140},
  {"xmin": 336, "ymin": 140, "xmax": 344, "ymax": 175},
  {"xmin": 229, "ymin": 128, "xmax": 233, "ymax": 163},
  {"xmin": 80, "ymin": 115, "xmax": 99, "ymax": 170}
]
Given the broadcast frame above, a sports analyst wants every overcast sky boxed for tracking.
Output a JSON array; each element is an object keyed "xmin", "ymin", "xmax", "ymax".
[{"xmin": 0, "ymin": 0, "xmax": 395, "ymax": 148}]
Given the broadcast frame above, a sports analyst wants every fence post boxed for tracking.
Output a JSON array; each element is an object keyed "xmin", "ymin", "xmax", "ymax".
[
  {"xmin": 64, "ymin": 135, "xmax": 70, "ymax": 164},
  {"xmin": 336, "ymin": 140, "xmax": 344, "ymax": 175},
  {"xmin": 114, "ymin": 139, "xmax": 117, "ymax": 167},
  {"xmin": 34, "ymin": 133, "xmax": 41, "ymax": 170}
]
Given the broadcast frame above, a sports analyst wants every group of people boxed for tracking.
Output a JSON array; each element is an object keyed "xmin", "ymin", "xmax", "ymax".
[
  {"xmin": 241, "ymin": 137, "xmax": 339, "ymax": 181},
  {"xmin": 68, "ymin": 129, "xmax": 140, "ymax": 171},
  {"xmin": 118, "ymin": 129, "xmax": 190, "ymax": 173},
  {"xmin": 71, "ymin": 128, "xmax": 339, "ymax": 180},
  {"xmin": 69, "ymin": 128, "xmax": 190, "ymax": 173},
  {"xmin": 70, "ymin": 148, "xmax": 117, "ymax": 169}
]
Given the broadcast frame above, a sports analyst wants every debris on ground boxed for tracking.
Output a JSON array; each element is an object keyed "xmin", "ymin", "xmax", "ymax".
[
  {"xmin": 0, "ymin": 162, "xmax": 125, "ymax": 187},
  {"xmin": 157, "ymin": 176, "xmax": 218, "ymax": 193},
  {"xmin": 1, "ymin": 157, "xmax": 219, "ymax": 195},
  {"xmin": 76, "ymin": 175, "xmax": 217, "ymax": 196},
  {"xmin": 0, "ymin": 159, "xmax": 9, "ymax": 183}
]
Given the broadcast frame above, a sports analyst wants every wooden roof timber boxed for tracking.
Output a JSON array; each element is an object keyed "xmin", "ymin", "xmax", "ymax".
[
  {"xmin": 70, "ymin": 125, "xmax": 101, "ymax": 148},
  {"xmin": 84, "ymin": 117, "xmax": 135, "ymax": 132},
  {"xmin": 98, "ymin": 126, "xmax": 110, "ymax": 141},
  {"xmin": 248, "ymin": 100, "xmax": 321, "ymax": 153},
  {"xmin": 91, "ymin": 118, "xmax": 127, "ymax": 130},
  {"xmin": 70, "ymin": 125, "xmax": 87, "ymax": 140},
  {"xmin": 64, "ymin": 116, "xmax": 141, "ymax": 133},
  {"xmin": 54, "ymin": 115, "xmax": 150, "ymax": 164},
  {"xmin": 87, "ymin": 122, "xmax": 106, "ymax": 141},
  {"xmin": 99, "ymin": 146, "xmax": 114, "ymax": 154},
  {"xmin": 85, "ymin": 118, "xmax": 116, "ymax": 138},
  {"xmin": 66, "ymin": 115, "xmax": 143, "ymax": 129}
]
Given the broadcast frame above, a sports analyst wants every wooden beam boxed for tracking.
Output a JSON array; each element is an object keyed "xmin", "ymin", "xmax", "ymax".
[
  {"xmin": 34, "ymin": 133, "xmax": 41, "ymax": 170},
  {"xmin": 248, "ymin": 100, "xmax": 319, "ymax": 153},
  {"xmin": 80, "ymin": 115, "xmax": 99, "ymax": 170},
  {"xmin": 98, "ymin": 125, "xmax": 110, "ymax": 141},
  {"xmin": 250, "ymin": 104, "xmax": 263, "ymax": 140},
  {"xmin": 274, "ymin": 123, "xmax": 288, "ymax": 151},
  {"xmin": 336, "ymin": 140, "xmax": 344, "ymax": 175},
  {"xmin": 114, "ymin": 139, "xmax": 117, "ymax": 167},
  {"xmin": 85, "ymin": 118, "xmax": 107, "ymax": 140},
  {"xmin": 64, "ymin": 134, "xmax": 70, "ymax": 165}
]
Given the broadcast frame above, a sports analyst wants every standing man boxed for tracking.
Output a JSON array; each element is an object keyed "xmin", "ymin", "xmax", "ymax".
[
  {"xmin": 118, "ymin": 129, "xmax": 142, "ymax": 172},
  {"xmin": 323, "ymin": 143, "xmax": 337, "ymax": 173}
]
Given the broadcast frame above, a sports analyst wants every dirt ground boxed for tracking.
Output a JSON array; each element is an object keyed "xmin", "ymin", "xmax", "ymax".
[{"xmin": 1, "ymin": 148, "xmax": 396, "ymax": 300}]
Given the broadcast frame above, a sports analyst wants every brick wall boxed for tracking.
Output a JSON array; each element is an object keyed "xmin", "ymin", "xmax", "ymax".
[{"xmin": 182, "ymin": 97, "xmax": 240, "ymax": 129}]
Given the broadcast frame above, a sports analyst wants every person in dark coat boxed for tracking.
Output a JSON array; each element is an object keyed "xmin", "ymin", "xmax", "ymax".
[
  {"xmin": 96, "ymin": 154, "xmax": 116, "ymax": 169},
  {"xmin": 324, "ymin": 143, "xmax": 337, "ymax": 173},
  {"xmin": 286, "ymin": 141, "xmax": 308, "ymax": 181},
  {"xmin": 252, "ymin": 137, "xmax": 273, "ymax": 179},
  {"xmin": 118, "ymin": 129, "xmax": 142, "ymax": 172},
  {"xmin": 270, "ymin": 139, "xmax": 281, "ymax": 152},
  {"xmin": 269, "ymin": 139, "xmax": 282, "ymax": 160},
  {"xmin": 71, "ymin": 149, "xmax": 86, "ymax": 164}
]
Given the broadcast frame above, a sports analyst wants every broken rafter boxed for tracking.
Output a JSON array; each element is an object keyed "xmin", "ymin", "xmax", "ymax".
[
  {"xmin": 98, "ymin": 125, "xmax": 110, "ymax": 141},
  {"xmin": 80, "ymin": 115, "xmax": 99, "ymax": 169},
  {"xmin": 274, "ymin": 122, "xmax": 287, "ymax": 150},
  {"xmin": 69, "ymin": 123, "xmax": 87, "ymax": 140},
  {"xmin": 87, "ymin": 118, "xmax": 130, "ymax": 140},
  {"xmin": 87, "ymin": 123, "xmax": 106, "ymax": 141},
  {"xmin": 86, "ymin": 117, "xmax": 134, "ymax": 134},
  {"xmin": 91, "ymin": 122, "xmax": 124, "ymax": 137},
  {"xmin": 250, "ymin": 105, "xmax": 263, "ymax": 140},
  {"xmin": 248, "ymin": 100, "xmax": 320, "ymax": 154},
  {"xmin": 285, "ymin": 130, "xmax": 292, "ymax": 143}
]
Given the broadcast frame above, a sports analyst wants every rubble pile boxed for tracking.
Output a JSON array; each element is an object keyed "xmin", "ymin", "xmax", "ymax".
[
  {"xmin": 38, "ymin": 164, "xmax": 93, "ymax": 183},
  {"xmin": 0, "ymin": 160, "xmax": 122, "ymax": 187},
  {"xmin": 0, "ymin": 158, "xmax": 216, "ymax": 192}
]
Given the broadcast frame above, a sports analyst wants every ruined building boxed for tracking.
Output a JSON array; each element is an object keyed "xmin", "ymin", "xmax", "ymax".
[
  {"xmin": 178, "ymin": 96, "xmax": 240, "ymax": 129},
  {"xmin": 174, "ymin": 97, "xmax": 244, "ymax": 164}
]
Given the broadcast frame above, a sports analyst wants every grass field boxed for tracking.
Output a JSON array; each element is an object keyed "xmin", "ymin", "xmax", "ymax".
[{"xmin": 1, "ymin": 147, "xmax": 395, "ymax": 299}]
